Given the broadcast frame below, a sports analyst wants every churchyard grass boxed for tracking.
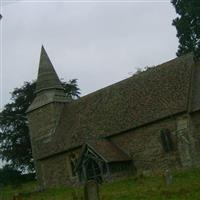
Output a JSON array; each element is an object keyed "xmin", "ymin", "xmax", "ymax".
[{"xmin": 1, "ymin": 168, "xmax": 200, "ymax": 200}]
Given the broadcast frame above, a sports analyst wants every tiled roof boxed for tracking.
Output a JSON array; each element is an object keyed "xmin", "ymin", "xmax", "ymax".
[
  {"xmin": 88, "ymin": 139, "xmax": 131, "ymax": 162},
  {"xmin": 76, "ymin": 139, "xmax": 131, "ymax": 171},
  {"xmin": 190, "ymin": 61, "xmax": 200, "ymax": 112}
]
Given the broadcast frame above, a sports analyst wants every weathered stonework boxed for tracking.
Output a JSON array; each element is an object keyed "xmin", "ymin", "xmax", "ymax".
[
  {"xmin": 28, "ymin": 103, "xmax": 64, "ymax": 140},
  {"xmin": 110, "ymin": 116, "xmax": 181, "ymax": 172},
  {"xmin": 37, "ymin": 150, "xmax": 80, "ymax": 188},
  {"xmin": 189, "ymin": 112, "xmax": 200, "ymax": 166}
]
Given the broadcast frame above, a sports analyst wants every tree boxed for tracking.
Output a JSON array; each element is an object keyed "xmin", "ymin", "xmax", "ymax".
[
  {"xmin": 0, "ymin": 164, "xmax": 35, "ymax": 187},
  {"xmin": 171, "ymin": 0, "xmax": 200, "ymax": 60},
  {"xmin": 0, "ymin": 80, "xmax": 80, "ymax": 172},
  {"xmin": 0, "ymin": 165, "xmax": 22, "ymax": 187}
]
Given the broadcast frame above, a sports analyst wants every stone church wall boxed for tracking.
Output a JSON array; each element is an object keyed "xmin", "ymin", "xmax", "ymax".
[
  {"xmin": 110, "ymin": 116, "xmax": 181, "ymax": 173},
  {"xmin": 27, "ymin": 102, "xmax": 82, "ymax": 188},
  {"xmin": 29, "ymin": 104, "xmax": 200, "ymax": 188},
  {"xmin": 36, "ymin": 148, "xmax": 81, "ymax": 188},
  {"xmin": 27, "ymin": 103, "xmax": 64, "ymax": 141},
  {"xmin": 190, "ymin": 112, "xmax": 200, "ymax": 167}
]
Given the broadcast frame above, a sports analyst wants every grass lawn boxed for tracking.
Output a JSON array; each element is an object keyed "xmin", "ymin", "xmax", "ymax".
[{"xmin": 1, "ymin": 168, "xmax": 200, "ymax": 200}]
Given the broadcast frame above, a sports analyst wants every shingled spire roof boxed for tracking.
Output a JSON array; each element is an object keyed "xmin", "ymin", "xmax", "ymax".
[
  {"xmin": 26, "ymin": 46, "xmax": 67, "ymax": 113},
  {"xmin": 36, "ymin": 46, "xmax": 64, "ymax": 93}
]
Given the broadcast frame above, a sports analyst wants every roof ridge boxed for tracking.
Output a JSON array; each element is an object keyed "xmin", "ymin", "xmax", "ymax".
[{"xmin": 75, "ymin": 54, "xmax": 193, "ymax": 102}]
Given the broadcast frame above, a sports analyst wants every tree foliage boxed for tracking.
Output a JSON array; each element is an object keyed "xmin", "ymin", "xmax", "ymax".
[
  {"xmin": 172, "ymin": 0, "xmax": 200, "ymax": 60},
  {"xmin": 0, "ymin": 80, "xmax": 80, "ymax": 172},
  {"xmin": 0, "ymin": 164, "xmax": 35, "ymax": 187},
  {"xmin": 0, "ymin": 165, "xmax": 22, "ymax": 187}
]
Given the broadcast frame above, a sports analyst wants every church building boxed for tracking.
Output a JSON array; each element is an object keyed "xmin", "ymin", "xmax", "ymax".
[{"xmin": 27, "ymin": 47, "xmax": 200, "ymax": 188}]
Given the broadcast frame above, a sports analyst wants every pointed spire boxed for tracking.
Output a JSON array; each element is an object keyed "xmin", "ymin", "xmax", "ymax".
[
  {"xmin": 36, "ymin": 46, "xmax": 64, "ymax": 93},
  {"xmin": 26, "ymin": 46, "xmax": 67, "ymax": 113}
]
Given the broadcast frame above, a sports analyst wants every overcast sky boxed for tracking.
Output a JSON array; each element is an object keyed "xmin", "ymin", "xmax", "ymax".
[{"xmin": 0, "ymin": 0, "xmax": 179, "ymax": 110}]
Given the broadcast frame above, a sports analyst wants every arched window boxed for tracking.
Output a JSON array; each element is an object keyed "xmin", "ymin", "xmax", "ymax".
[{"xmin": 160, "ymin": 129, "xmax": 174, "ymax": 153}]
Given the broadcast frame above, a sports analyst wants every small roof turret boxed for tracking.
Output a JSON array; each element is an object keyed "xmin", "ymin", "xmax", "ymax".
[{"xmin": 36, "ymin": 46, "xmax": 64, "ymax": 93}]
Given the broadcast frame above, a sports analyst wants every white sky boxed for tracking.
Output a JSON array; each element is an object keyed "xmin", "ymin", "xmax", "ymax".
[{"xmin": 0, "ymin": 0, "xmax": 178, "ymax": 110}]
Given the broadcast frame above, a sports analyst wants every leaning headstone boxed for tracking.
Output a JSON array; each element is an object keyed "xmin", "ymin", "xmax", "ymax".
[
  {"xmin": 164, "ymin": 169, "xmax": 173, "ymax": 186},
  {"xmin": 84, "ymin": 180, "xmax": 100, "ymax": 200}
]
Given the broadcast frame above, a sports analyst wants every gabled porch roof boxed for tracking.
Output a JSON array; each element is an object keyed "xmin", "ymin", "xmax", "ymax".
[{"xmin": 76, "ymin": 139, "xmax": 131, "ymax": 171}]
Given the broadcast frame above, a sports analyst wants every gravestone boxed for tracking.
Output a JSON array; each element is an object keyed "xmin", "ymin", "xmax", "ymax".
[
  {"xmin": 164, "ymin": 169, "xmax": 173, "ymax": 186},
  {"xmin": 84, "ymin": 180, "xmax": 100, "ymax": 200}
]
